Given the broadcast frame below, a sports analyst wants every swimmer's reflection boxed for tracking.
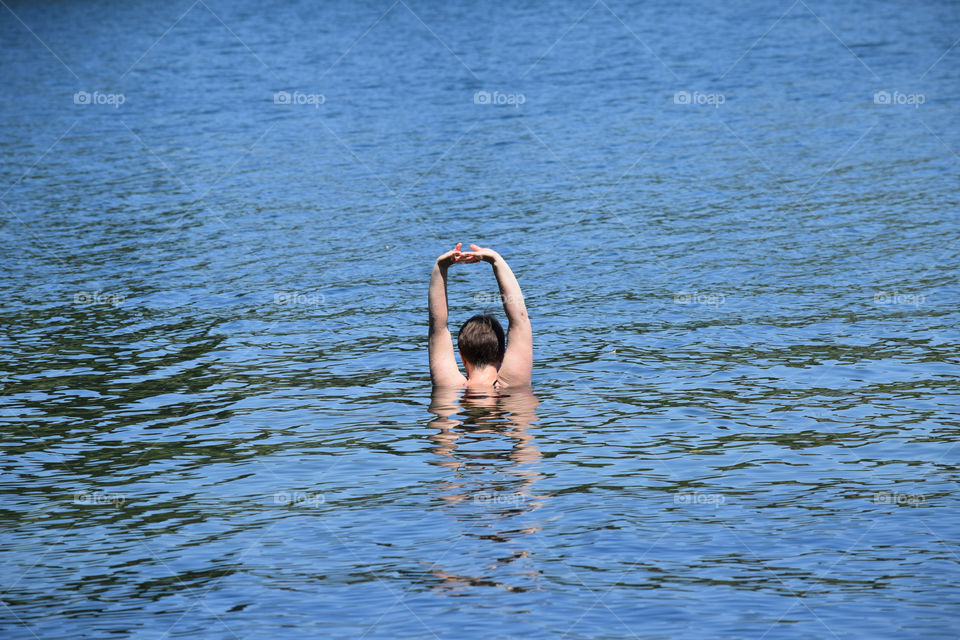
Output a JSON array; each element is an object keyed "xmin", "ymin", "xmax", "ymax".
[{"xmin": 425, "ymin": 386, "xmax": 546, "ymax": 592}]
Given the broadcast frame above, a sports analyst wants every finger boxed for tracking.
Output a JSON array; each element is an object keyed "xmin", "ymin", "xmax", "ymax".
[
  {"xmin": 469, "ymin": 244, "xmax": 480, "ymax": 251},
  {"xmin": 455, "ymin": 242, "xmax": 462, "ymax": 252}
]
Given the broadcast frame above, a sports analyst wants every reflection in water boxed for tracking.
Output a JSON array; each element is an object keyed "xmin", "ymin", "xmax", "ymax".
[{"xmin": 425, "ymin": 386, "xmax": 547, "ymax": 593}]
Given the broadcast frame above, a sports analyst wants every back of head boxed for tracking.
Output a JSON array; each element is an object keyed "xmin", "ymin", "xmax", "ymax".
[{"xmin": 457, "ymin": 314, "xmax": 505, "ymax": 368}]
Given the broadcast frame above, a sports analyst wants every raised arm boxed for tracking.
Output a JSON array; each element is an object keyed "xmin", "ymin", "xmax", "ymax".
[
  {"xmin": 462, "ymin": 245, "xmax": 532, "ymax": 387},
  {"xmin": 429, "ymin": 244, "xmax": 467, "ymax": 387}
]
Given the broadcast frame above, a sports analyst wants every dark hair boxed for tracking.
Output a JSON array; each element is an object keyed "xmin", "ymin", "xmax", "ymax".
[{"xmin": 457, "ymin": 314, "xmax": 505, "ymax": 367}]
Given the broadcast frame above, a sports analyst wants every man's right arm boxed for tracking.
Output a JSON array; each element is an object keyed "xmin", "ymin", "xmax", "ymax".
[{"xmin": 467, "ymin": 246, "xmax": 532, "ymax": 387}]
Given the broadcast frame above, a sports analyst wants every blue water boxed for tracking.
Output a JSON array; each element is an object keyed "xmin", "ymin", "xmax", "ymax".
[{"xmin": 2, "ymin": 0, "xmax": 959, "ymax": 637}]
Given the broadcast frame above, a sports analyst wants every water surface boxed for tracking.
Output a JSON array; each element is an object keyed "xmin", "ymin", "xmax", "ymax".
[{"xmin": 2, "ymin": 0, "xmax": 959, "ymax": 637}]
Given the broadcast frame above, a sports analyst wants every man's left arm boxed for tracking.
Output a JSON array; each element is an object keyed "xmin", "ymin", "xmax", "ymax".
[{"xmin": 429, "ymin": 245, "xmax": 466, "ymax": 386}]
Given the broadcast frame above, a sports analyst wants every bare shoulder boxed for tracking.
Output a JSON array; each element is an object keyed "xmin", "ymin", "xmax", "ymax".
[
  {"xmin": 433, "ymin": 374, "xmax": 467, "ymax": 389},
  {"xmin": 494, "ymin": 379, "xmax": 534, "ymax": 394}
]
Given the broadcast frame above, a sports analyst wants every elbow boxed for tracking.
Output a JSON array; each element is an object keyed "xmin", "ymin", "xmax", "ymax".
[{"xmin": 428, "ymin": 316, "xmax": 448, "ymax": 334}]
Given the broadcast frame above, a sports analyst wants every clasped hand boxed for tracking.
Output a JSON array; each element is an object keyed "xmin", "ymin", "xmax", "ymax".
[{"xmin": 437, "ymin": 243, "xmax": 498, "ymax": 268}]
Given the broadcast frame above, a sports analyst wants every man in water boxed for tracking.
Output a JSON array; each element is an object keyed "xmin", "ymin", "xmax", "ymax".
[{"xmin": 428, "ymin": 243, "xmax": 532, "ymax": 389}]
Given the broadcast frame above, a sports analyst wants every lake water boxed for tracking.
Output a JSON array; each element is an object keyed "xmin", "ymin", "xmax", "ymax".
[{"xmin": 2, "ymin": 0, "xmax": 959, "ymax": 637}]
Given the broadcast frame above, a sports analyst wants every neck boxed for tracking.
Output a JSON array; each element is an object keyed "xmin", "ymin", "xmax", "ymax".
[{"xmin": 465, "ymin": 364, "xmax": 499, "ymax": 386}]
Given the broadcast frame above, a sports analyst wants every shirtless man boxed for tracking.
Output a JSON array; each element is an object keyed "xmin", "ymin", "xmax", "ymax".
[{"xmin": 428, "ymin": 244, "xmax": 532, "ymax": 389}]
